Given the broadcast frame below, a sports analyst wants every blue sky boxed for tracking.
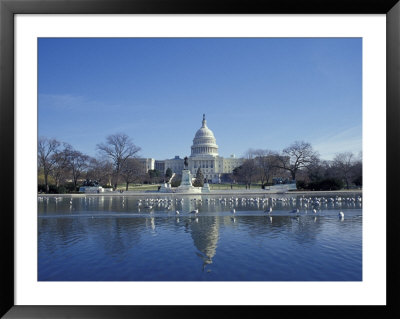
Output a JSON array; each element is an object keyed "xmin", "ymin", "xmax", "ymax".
[{"xmin": 38, "ymin": 38, "xmax": 362, "ymax": 160}]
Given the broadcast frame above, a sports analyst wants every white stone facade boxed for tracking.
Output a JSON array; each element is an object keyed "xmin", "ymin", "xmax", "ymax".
[
  {"xmin": 136, "ymin": 158, "xmax": 155, "ymax": 173},
  {"xmin": 141, "ymin": 115, "xmax": 244, "ymax": 183},
  {"xmin": 188, "ymin": 115, "xmax": 244, "ymax": 183},
  {"xmin": 164, "ymin": 156, "xmax": 184, "ymax": 174}
]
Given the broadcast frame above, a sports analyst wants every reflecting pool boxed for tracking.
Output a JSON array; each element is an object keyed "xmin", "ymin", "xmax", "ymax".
[{"xmin": 38, "ymin": 193, "xmax": 362, "ymax": 281}]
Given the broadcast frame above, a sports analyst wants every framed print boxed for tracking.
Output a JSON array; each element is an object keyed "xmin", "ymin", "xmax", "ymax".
[{"xmin": 1, "ymin": 0, "xmax": 399, "ymax": 318}]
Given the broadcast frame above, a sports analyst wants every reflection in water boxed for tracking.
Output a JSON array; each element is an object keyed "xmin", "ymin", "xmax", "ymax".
[
  {"xmin": 189, "ymin": 216, "xmax": 219, "ymax": 271},
  {"xmin": 38, "ymin": 193, "xmax": 362, "ymax": 281}
]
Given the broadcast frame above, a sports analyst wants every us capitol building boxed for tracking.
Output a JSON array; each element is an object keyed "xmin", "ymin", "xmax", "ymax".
[{"xmin": 138, "ymin": 114, "xmax": 244, "ymax": 183}]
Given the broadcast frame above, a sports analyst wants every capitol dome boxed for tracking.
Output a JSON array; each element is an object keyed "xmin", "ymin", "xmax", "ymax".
[{"xmin": 191, "ymin": 114, "xmax": 219, "ymax": 157}]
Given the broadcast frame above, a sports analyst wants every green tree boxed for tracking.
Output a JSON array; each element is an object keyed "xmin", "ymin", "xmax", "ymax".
[
  {"xmin": 165, "ymin": 168, "xmax": 173, "ymax": 181},
  {"xmin": 193, "ymin": 168, "xmax": 204, "ymax": 187},
  {"xmin": 148, "ymin": 169, "xmax": 160, "ymax": 184}
]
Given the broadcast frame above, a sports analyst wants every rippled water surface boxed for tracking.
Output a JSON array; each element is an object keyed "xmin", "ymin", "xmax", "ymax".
[{"xmin": 38, "ymin": 193, "xmax": 362, "ymax": 281}]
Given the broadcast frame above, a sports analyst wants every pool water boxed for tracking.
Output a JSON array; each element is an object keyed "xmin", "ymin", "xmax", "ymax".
[{"xmin": 38, "ymin": 193, "xmax": 362, "ymax": 281}]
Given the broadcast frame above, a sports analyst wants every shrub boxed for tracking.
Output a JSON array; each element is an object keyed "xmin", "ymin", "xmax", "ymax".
[
  {"xmin": 65, "ymin": 183, "xmax": 77, "ymax": 192},
  {"xmin": 171, "ymin": 179, "xmax": 181, "ymax": 187},
  {"xmin": 306, "ymin": 178, "xmax": 343, "ymax": 191},
  {"xmin": 48, "ymin": 185, "xmax": 58, "ymax": 194},
  {"xmin": 318, "ymin": 178, "xmax": 343, "ymax": 190},
  {"xmin": 57, "ymin": 186, "xmax": 67, "ymax": 194},
  {"xmin": 38, "ymin": 184, "xmax": 46, "ymax": 193},
  {"xmin": 353, "ymin": 175, "xmax": 362, "ymax": 187},
  {"xmin": 296, "ymin": 180, "xmax": 306, "ymax": 190},
  {"xmin": 306, "ymin": 181, "xmax": 319, "ymax": 191}
]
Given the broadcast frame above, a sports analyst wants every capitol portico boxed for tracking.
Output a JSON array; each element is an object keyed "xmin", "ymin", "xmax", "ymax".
[{"xmin": 140, "ymin": 114, "xmax": 244, "ymax": 183}]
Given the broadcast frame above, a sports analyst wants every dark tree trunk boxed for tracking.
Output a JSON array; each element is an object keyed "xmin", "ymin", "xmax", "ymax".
[{"xmin": 45, "ymin": 173, "xmax": 49, "ymax": 193}]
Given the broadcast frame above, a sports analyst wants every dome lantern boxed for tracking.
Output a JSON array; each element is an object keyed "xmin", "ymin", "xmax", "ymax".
[{"xmin": 202, "ymin": 113, "xmax": 207, "ymax": 127}]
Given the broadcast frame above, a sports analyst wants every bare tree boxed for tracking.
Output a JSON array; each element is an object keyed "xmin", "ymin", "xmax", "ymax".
[
  {"xmin": 86, "ymin": 158, "xmax": 113, "ymax": 186},
  {"xmin": 120, "ymin": 158, "xmax": 142, "ymax": 191},
  {"xmin": 252, "ymin": 149, "xmax": 279, "ymax": 188},
  {"xmin": 97, "ymin": 133, "xmax": 141, "ymax": 190},
  {"xmin": 277, "ymin": 141, "xmax": 319, "ymax": 181},
  {"xmin": 353, "ymin": 151, "xmax": 362, "ymax": 187},
  {"xmin": 333, "ymin": 152, "xmax": 355, "ymax": 189},
  {"xmin": 38, "ymin": 137, "xmax": 61, "ymax": 192},
  {"xmin": 50, "ymin": 145, "xmax": 70, "ymax": 188},
  {"xmin": 235, "ymin": 157, "xmax": 257, "ymax": 189},
  {"xmin": 65, "ymin": 146, "xmax": 90, "ymax": 190}
]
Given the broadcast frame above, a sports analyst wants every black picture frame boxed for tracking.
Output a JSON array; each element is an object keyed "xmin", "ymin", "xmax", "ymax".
[{"xmin": 1, "ymin": 0, "xmax": 399, "ymax": 318}]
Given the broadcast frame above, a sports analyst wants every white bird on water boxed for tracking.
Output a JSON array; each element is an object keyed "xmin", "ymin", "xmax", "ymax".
[
  {"xmin": 175, "ymin": 210, "xmax": 180, "ymax": 215},
  {"xmin": 338, "ymin": 211, "xmax": 344, "ymax": 219},
  {"xmin": 231, "ymin": 208, "xmax": 236, "ymax": 214},
  {"xmin": 265, "ymin": 207, "xmax": 273, "ymax": 214},
  {"xmin": 190, "ymin": 209, "xmax": 199, "ymax": 215}
]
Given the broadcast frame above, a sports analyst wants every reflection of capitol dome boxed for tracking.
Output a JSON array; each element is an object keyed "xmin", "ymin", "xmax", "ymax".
[
  {"xmin": 191, "ymin": 114, "xmax": 219, "ymax": 157},
  {"xmin": 190, "ymin": 216, "xmax": 219, "ymax": 268}
]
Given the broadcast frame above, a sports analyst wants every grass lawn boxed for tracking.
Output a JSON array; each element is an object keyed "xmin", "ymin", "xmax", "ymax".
[
  {"xmin": 116, "ymin": 184, "xmax": 160, "ymax": 191},
  {"xmin": 210, "ymin": 183, "xmax": 262, "ymax": 190},
  {"xmin": 115, "ymin": 183, "xmax": 263, "ymax": 191}
]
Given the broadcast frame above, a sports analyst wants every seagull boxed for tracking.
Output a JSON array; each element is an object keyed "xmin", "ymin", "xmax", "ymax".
[
  {"xmin": 338, "ymin": 211, "xmax": 344, "ymax": 219},
  {"xmin": 175, "ymin": 210, "xmax": 180, "ymax": 215},
  {"xmin": 231, "ymin": 208, "xmax": 236, "ymax": 214},
  {"xmin": 265, "ymin": 207, "xmax": 273, "ymax": 214},
  {"xmin": 313, "ymin": 208, "xmax": 317, "ymax": 214},
  {"xmin": 190, "ymin": 209, "xmax": 199, "ymax": 215}
]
